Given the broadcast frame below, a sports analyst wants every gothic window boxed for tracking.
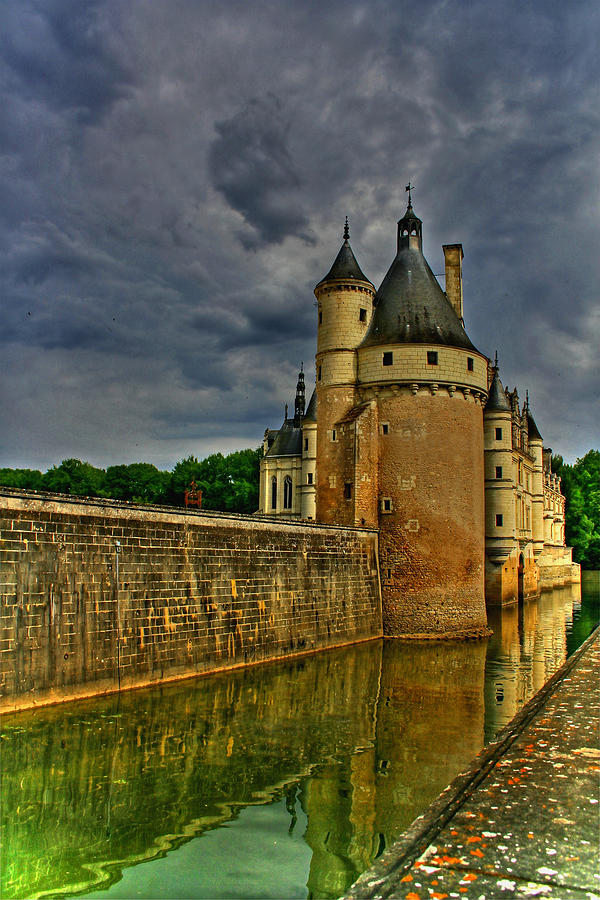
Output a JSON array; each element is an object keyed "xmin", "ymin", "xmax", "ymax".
[
  {"xmin": 427, "ymin": 351, "xmax": 438, "ymax": 366},
  {"xmin": 283, "ymin": 476, "xmax": 292, "ymax": 509},
  {"xmin": 383, "ymin": 352, "xmax": 393, "ymax": 366},
  {"xmin": 271, "ymin": 476, "xmax": 277, "ymax": 510}
]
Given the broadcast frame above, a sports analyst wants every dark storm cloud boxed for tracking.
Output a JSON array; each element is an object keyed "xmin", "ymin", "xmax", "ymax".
[
  {"xmin": 1, "ymin": 0, "xmax": 131, "ymax": 122},
  {"xmin": 0, "ymin": 0, "xmax": 598, "ymax": 470},
  {"xmin": 209, "ymin": 96, "xmax": 314, "ymax": 248}
]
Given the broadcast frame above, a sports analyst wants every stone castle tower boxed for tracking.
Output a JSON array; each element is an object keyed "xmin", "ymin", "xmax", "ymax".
[
  {"xmin": 314, "ymin": 202, "xmax": 488, "ymax": 638},
  {"xmin": 258, "ymin": 198, "xmax": 578, "ymax": 634}
]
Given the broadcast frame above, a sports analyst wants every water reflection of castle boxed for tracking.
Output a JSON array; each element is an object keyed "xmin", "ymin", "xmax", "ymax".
[{"xmin": 2, "ymin": 587, "xmax": 581, "ymax": 900}]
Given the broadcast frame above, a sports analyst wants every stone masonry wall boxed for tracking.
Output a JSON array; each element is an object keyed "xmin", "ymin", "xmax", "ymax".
[{"xmin": 0, "ymin": 489, "xmax": 381, "ymax": 712}]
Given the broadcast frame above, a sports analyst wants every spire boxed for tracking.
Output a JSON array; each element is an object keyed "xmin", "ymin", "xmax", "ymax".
[
  {"xmin": 294, "ymin": 365, "xmax": 305, "ymax": 425},
  {"xmin": 343, "ymin": 216, "xmax": 350, "ymax": 241}
]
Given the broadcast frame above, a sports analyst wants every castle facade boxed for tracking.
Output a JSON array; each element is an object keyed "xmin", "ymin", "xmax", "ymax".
[{"xmin": 258, "ymin": 202, "xmax": 579, "ymax": 636}]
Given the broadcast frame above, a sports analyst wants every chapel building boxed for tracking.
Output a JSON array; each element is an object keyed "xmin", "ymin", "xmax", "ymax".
[{"xmin": 258, "ymin": 202, "xmax": 579, "ymax": 634}]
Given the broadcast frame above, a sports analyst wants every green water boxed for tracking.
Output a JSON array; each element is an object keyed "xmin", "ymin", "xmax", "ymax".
[{"xmin": 1, "ymin": 582, "xmax": 597, "ymax": 900}]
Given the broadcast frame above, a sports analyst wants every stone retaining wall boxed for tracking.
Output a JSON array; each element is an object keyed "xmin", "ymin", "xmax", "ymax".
[{"xmin": 0, "ymin": 489, "xmax": 381, "ymax": 711}]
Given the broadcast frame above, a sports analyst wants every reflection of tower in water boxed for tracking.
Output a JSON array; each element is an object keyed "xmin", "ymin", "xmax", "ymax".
[{"xmin": 484, "ymin": 584, "xmax": 580, "ymax": 739}]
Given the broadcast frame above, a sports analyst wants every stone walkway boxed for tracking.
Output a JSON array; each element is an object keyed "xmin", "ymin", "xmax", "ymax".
[{"xmin": 345, "ymin": 628, "xmax": 600, "ymax": 899}]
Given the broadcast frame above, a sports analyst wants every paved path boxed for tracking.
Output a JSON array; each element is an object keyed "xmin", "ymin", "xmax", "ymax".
[{"xmin": 346, "ymin": 628, "xmax": 600, "ymax": 899}]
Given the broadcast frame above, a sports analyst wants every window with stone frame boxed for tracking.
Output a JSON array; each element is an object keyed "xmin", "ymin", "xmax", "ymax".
[{"xmin": 271, "ymin": 476, "xmax": 277, "ymax": 510}]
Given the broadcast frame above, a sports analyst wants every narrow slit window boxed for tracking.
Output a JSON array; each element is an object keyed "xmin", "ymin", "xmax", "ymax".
[
  {"xmin": 307, "ymin": 472, "xmax": 313, "ymax": 485},
  {"xmin": 467, "ymin": 357, "xmax": 474, "ymax": 371},
  {"xmin": 383, "ymin": 352, "xmax": 393, "ymax": 366},
  {"xmin": 381, "ymin": 423, "xmax": 389, "ymax": 435},
  {"xmin": 317, "ymin": 365, "xmax": 322, "ymax": 381},
  {"xmin": 343, "ymin": 482, "xmax": 352, "ymax": 499},
  {"xmin": 331, "ymin": 428, "xmax": 337, "ymax": 442},
  {"xmin": 304, "ymin": 437, "xmax": 308, "ymax": 451},
  {"xmin": 495, "ymin": 466, "xmax": 503, "ymax": 479},
  {"xmin": 381, "ymin": 498, "xmax": 392, "ymax": 512},
  {"xmin": 495, "ymin": 427, "xmax": 502, "ymax": 440},
  {"xmin": 496, "ymin": 514, "xmax": 503, "ymax": 527}
]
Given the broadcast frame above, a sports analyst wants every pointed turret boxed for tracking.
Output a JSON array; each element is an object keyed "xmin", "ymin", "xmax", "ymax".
[
  {"xmin": 317, "ymin": 218, "xmax": 372, "ymax": 287},
  {"xmin": 485, "ymin": 357, "xmax": 511, "ymax": 412}
]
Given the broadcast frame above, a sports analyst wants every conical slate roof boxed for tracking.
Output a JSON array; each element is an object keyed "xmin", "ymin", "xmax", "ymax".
[
  {"xmin": 360, "ymin": 207, "xmax": 477, "ymax": 351},
  {"xmin": 318, "ymin": 226, "xmax": 372, "ymax": 286},
  {"xmin": 527, "ymin": 411, "xmax": 543, "ymax": 441},
  {"xmin": 485, "ymin": 370, "xmax": 511, "ymax": 412}
]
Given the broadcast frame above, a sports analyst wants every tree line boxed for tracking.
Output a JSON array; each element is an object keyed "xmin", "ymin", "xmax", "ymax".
[
  {"xmin": 552, "ymin": 450, "xmax": 600, "ymax": 569},
  {"xmin": 1, "ymin": 447, "xmax": 597, "ymax": 566},
  {"xmin": 0, "ymin": 449, "xmax": 262, "ymax": 515}
]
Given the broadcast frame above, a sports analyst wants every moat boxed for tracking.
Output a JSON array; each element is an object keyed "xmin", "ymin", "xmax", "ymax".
[{"xmin": 2, "ymin": 579, "xmax": 598, "ymax": 900}]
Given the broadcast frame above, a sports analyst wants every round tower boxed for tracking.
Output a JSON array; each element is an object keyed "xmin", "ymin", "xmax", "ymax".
[
  {"xmin": 483, "ymin": 359, "xmax": 517, "ymax": 603},
  {"xmin": 356, "ymin": 201, "xmax": 489, "ymax": 638},
  {"xmin": 314, "ymin": 220, "xmax": 375, "ymax": 524}
]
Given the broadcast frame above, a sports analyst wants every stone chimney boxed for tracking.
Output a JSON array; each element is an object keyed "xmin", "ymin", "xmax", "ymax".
[{"xmin": 443, "ymin": 243, "xmax": 464, "ymax": 323}]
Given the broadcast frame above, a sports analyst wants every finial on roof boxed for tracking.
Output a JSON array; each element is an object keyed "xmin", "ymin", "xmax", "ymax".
[
  {"xmin": 343, "ymin": 217, "xmax": 350, "ymax": 241},
  {"xmin": 285, "ymin": 403, "xmax": 288, "ymax": 420},
  {"xmin": 525, "ymin": 389, "xmax": 529, "ymax": 409},
  {"xmin": 494, "ymin": 350, "xmax": 498, "ymax": 368},
  {"xmin": 405, "ymin": 181, "xmax": 415, "ymax": 207}
]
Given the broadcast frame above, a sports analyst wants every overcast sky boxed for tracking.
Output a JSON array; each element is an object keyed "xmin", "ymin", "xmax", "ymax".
[{"xmin": 1, "ymin": 0, "xmax": 598, "ymax": 471}]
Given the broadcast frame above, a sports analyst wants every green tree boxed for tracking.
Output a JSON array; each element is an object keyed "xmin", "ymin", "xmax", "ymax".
[
  {"xmin": 104, "ymin": 463, "xmax": 171, "ymax": 504},
  {"xmin": 553, "ymin": 450, "xmax": 600, "ymax": 568},
  {"xmin": 0, "ymin": 468, "xmax": 45, "ymax": 490},
  {"xmin": 170, "ymin": 448, "xmax": 262, "ymax": 514},
  {"xmin": 43, "ymin": 459, "xmax": 106, "ymax": 497}
]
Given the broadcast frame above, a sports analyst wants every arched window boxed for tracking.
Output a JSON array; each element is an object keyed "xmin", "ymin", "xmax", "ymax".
[
  {"xmin": 283, "ymin": 476, "xmax": 292, "ymax": 509},
  {"xmin": 271, "ymin": 476, "xmax": 277, "ymax": 510}
]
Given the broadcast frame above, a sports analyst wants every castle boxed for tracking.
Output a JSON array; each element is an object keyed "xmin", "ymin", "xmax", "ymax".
[{"xmin": 258, "ymin": 197, "xmax": 579, "ymax": 637}]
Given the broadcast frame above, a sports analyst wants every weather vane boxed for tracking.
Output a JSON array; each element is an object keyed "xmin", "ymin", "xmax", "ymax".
[
  {"xmin": 405, "ymin": 182, "xmax": 415, "ymax": 205},
  {"xmin": 343, "ymin": 216, "xmax": 350, "ymax": 241}
]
